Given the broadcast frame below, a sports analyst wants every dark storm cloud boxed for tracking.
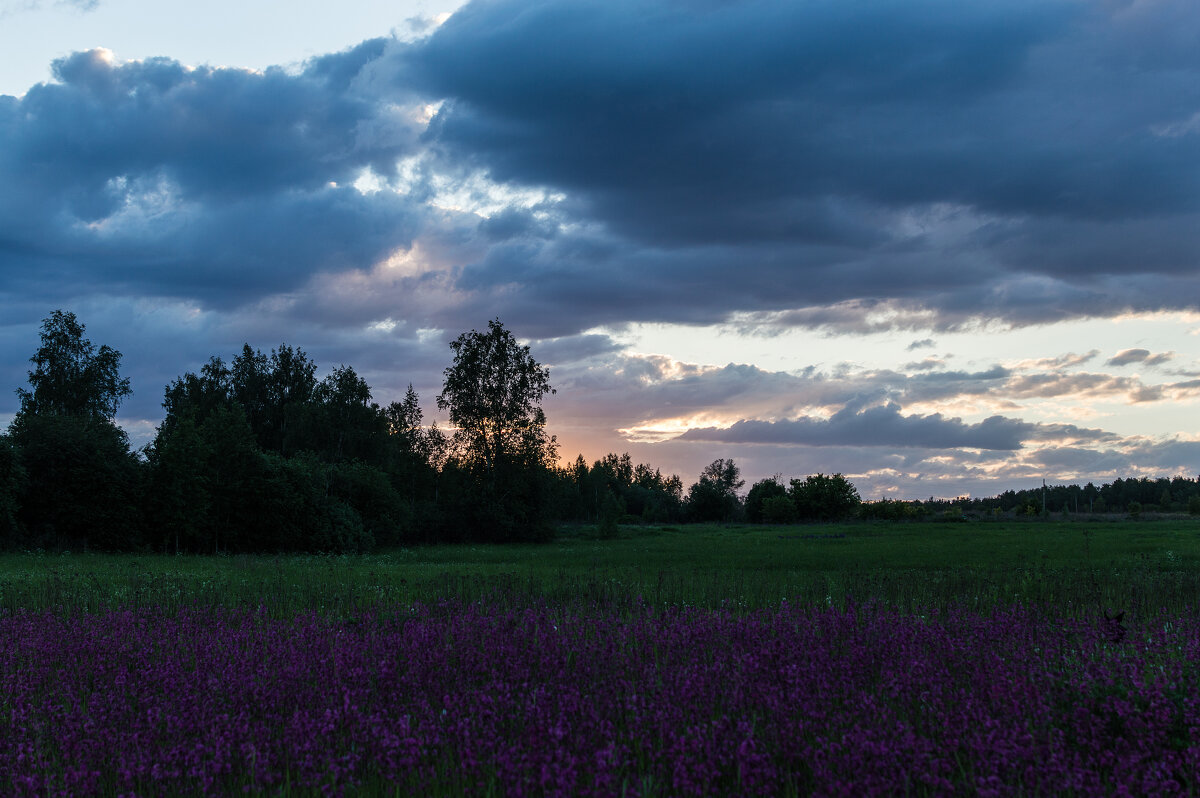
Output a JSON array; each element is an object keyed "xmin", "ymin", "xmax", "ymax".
[
  {"xmin": 391, "ymin": 0, "xmax": 1200, "ymax": 331},
  {"xmin": 6, "ymin": 0, "xmax": 1200, "ymax": 340},
  {"xmin": 406, "ymin": 0, "xmax": 1073, "ymax": 224}
]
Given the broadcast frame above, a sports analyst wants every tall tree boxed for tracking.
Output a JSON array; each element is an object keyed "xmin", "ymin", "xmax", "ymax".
[
  {"xmin": 437, "ymin": 319, "xmax": 557, "ymax": 478},
  {"xmin": 437, "ymin": 320, "xmax": 558, "ymax": 540},
  {"xmin": 9, "ymin": 311, "xmax": 140, "ymax": 550},
  {"xmin": 160, "ymin": 356, "xmax": 232, "ymax": 438},
  {"xmin": 687, "ymin": 458, "xmax": 744, "ymax": 523},
  {"xmin": 230, "ymin": 345, "xmax": 271, "ymax": 445},
  {"xmin": 383, "ymin": 385, "xmax": 426, "ymax": 456},
  {"xmin": 267, "ymin": 344, "xmax": 317, "ymax": 454},
  {"xmin": 15, "ymin": 310, "xmax": 131, "ymax": 420},
  {"xmin": 311, "ymin": 364, "xmax": 382, "ymax": 463}
]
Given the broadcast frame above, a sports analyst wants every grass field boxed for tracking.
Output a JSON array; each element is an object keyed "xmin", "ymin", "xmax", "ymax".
[
  {"xmin": 3, "ymin": 519, "xmax": 1199, "ymax": 795},
  {"xmin": 1, "ymin": 519, "xmax": 1198, "ymax": 617}
]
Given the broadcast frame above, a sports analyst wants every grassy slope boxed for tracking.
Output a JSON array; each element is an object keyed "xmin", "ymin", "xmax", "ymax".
[{"xmin": 1, "ymin": 519, "xmax": 1197, "ymax": 616}]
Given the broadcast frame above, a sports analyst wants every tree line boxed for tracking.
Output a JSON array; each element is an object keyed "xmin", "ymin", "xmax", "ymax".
[
  {"xmin": 2, "ymin": 311, "xmax": 1192, "ymax": 553},
  {"xmin": 918, "ymin": 477, "xmax": 1200, "ymax": 519},
  {"xmin": 0, "ymin": 312, "xmax": 847, "ymax": 552}
]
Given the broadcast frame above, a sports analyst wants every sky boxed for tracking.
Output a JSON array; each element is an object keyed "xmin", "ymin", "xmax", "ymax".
[{"xmin": 3, "ymin": 0, "xmax": 1200, "ymax": 500}]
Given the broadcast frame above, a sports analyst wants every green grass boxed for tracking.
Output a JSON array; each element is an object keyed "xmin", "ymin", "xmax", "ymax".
[{"xmin": 2, "ymin": 519, "xmax": 1198, "ymax": 617}]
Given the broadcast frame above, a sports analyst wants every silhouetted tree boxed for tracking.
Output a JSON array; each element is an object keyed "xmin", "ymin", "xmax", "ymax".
[
  {"xmin": 310, "ymin": 364, "xmax": 384, "ymax": 464},
  {"xmin": 762, "ymin": 494, "xmax": 798, "ymax": 524},
  {"xmin": 437, "ymin": 319, "xmax": 558, "ymax": 541},
  {"xmin": 9, "ymin": 311, "xmax": 140, "ymax": 550},
  {"xmin": 687, "ymin": 458, "xmax": 744, "ymax": 522},
  {"xmin": 789, "ymin": 473, "xmax": 861, "ymax": 521},
  {"xmin": 265, "ymin": 344, "xmax": 318, "ymax": 455},
  {"xmin": 382, "ymin": 384, "xmax": 443, "ymax": 536},
  {"xmin": 9, "ymin": 413, "xmax": 141, "ymax": 550},
  {"xmin": 15, "ymin": 310, "xmax": 131, "ymax": 420},
  {"xmin": 745, "ymin": 476, "xmax": 788, "ymax": 523},
  {"xmin": 160, "ymin": 356, "xmax": 233, "ymax": 438},
  {"xmin": 145, "ymin": 414, "xmax": 213, "ymax": 554}
]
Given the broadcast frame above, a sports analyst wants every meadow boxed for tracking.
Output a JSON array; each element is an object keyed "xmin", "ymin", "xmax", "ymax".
[{"xmin": 2, "ymin": 519, "xmax": 1199, "ymax": 795}]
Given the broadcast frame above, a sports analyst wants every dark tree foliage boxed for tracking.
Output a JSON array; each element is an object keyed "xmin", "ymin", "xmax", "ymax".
[
  {"xmin": 761, "ymin": 494, "xmax": 798, "ymax": 524},
  {"xmin": 160, "ymin": 357, "xmax": 233, "ymax": 438},
  {"xmin": 145, "ymin": 414, "xmax": 213, "ymax": 554},
  {"xmin": 9, "ymin": 414, "xmax": 141, "ymax": 551},
  {"xmin": 7, "ymin": 311, "xmax": 141, "ymax": 551},
  {"xmin": 687, "ymin": 458, "xmax": 744, "ymax": 523},
  {"xmin": 264, "ymin": 344, "xmax": 318, "ymax": 455},
  {"xmin": 162, "ymin": 344, "xmax": 321, "ymax": 458},
  {"xmin": 556, "ymin": 452, "xmax": 684, "ymax": 526},
  {"xmin": 29, "ymin": 308, "xmax": 1200, "ymax": 556},
  {"xmin": 267, "ymin": 452, "xmax": 374, "ymax": 554},
  {"xmin": 147, "ymin": 403, "xmax": 384, "ymax": 554},
  {"xmin": 15, "ymin": 310, "xmax": 131, "ymax": 420},
  {"xmin": 326, "ymin": 459, "xmax": 411, "ymax": 548},
  {"xmin": 437, "ymin": 320, "xmax": 558, "ymax": 541},
  {"xmin": 745, "ymin": 476, "xmax": 788, "ymax": 523},
  {"xmin": 383, "ymin": 385, "xmax": 425, "ymax": 450},
  {"xmin": 312, "ymin": 364, "xmax": 386, "ymax": 463},
  {"xmin": 383, "ymin": 385, "xmax": 446, "ymax": 537},
  {"xmin": 858, "ymin": 498, "xmax": 924, "ymax": 521},
  {"xmin": 230, "ymin": 345, "xmax": 271, "ymax": 443},
  {"xmin": 147, "ymin": 404, "xmax": 264, "ymax": 553},
  {"xmin": 929, "ymin": 474, "xmax": 1200, "ymax": 517},
  {"xmin": 789, "ymin": 473, "xmax": 861, "ymax": 522},
  {"xmin": 0, "ymin": 436, "xmax": 25, "ymax": 546},
  {"xmin": 438, "ymin": 319, "xmax": 557, "ymax": 477},
  {"xmin": 148, "ymin": 340, "xmax": 462, "ymax": 551}
]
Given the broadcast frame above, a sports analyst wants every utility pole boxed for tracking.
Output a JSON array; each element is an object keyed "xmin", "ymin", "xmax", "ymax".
[{"xmin": 1042, "ymin": 479, "xmax": 1047, "ymax": 515}]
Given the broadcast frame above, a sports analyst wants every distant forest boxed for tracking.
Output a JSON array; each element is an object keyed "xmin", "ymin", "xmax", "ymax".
[{"xmin": 2, "ymin": 311, "xmax": 1197, "ymax": 554}]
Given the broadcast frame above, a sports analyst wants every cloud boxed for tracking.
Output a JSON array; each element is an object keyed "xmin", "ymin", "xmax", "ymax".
[
  {"xmin": 7, "ymin": 0, "xmax": 1200, "ymax": 343},
  {"xmin": 674, "ymin": 402, "xmax": 1114, "ymax": 451},
  {"xmin": 903, "ymin": 357, "xmax": 948, "ymax": 372},
  {"xmin": 388, "ymin": 0, "xmax": 1200, "ymax": 332},
  {"xmin": 1106, "ymin": 348, "xmax": 1174, "ymax": 367},
  {"xmin": 528, "ymin": 333, "xmax": 622, "ymax": 365},
  {"xmin": 0, "ymin": 42, "xmax": 431, "ymax": 308}
]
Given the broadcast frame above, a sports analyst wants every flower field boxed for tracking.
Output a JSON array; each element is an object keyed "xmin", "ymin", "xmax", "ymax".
[{"xmin": 3, "ymin": 597, "xmax": 1198, "ymax": 796}]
